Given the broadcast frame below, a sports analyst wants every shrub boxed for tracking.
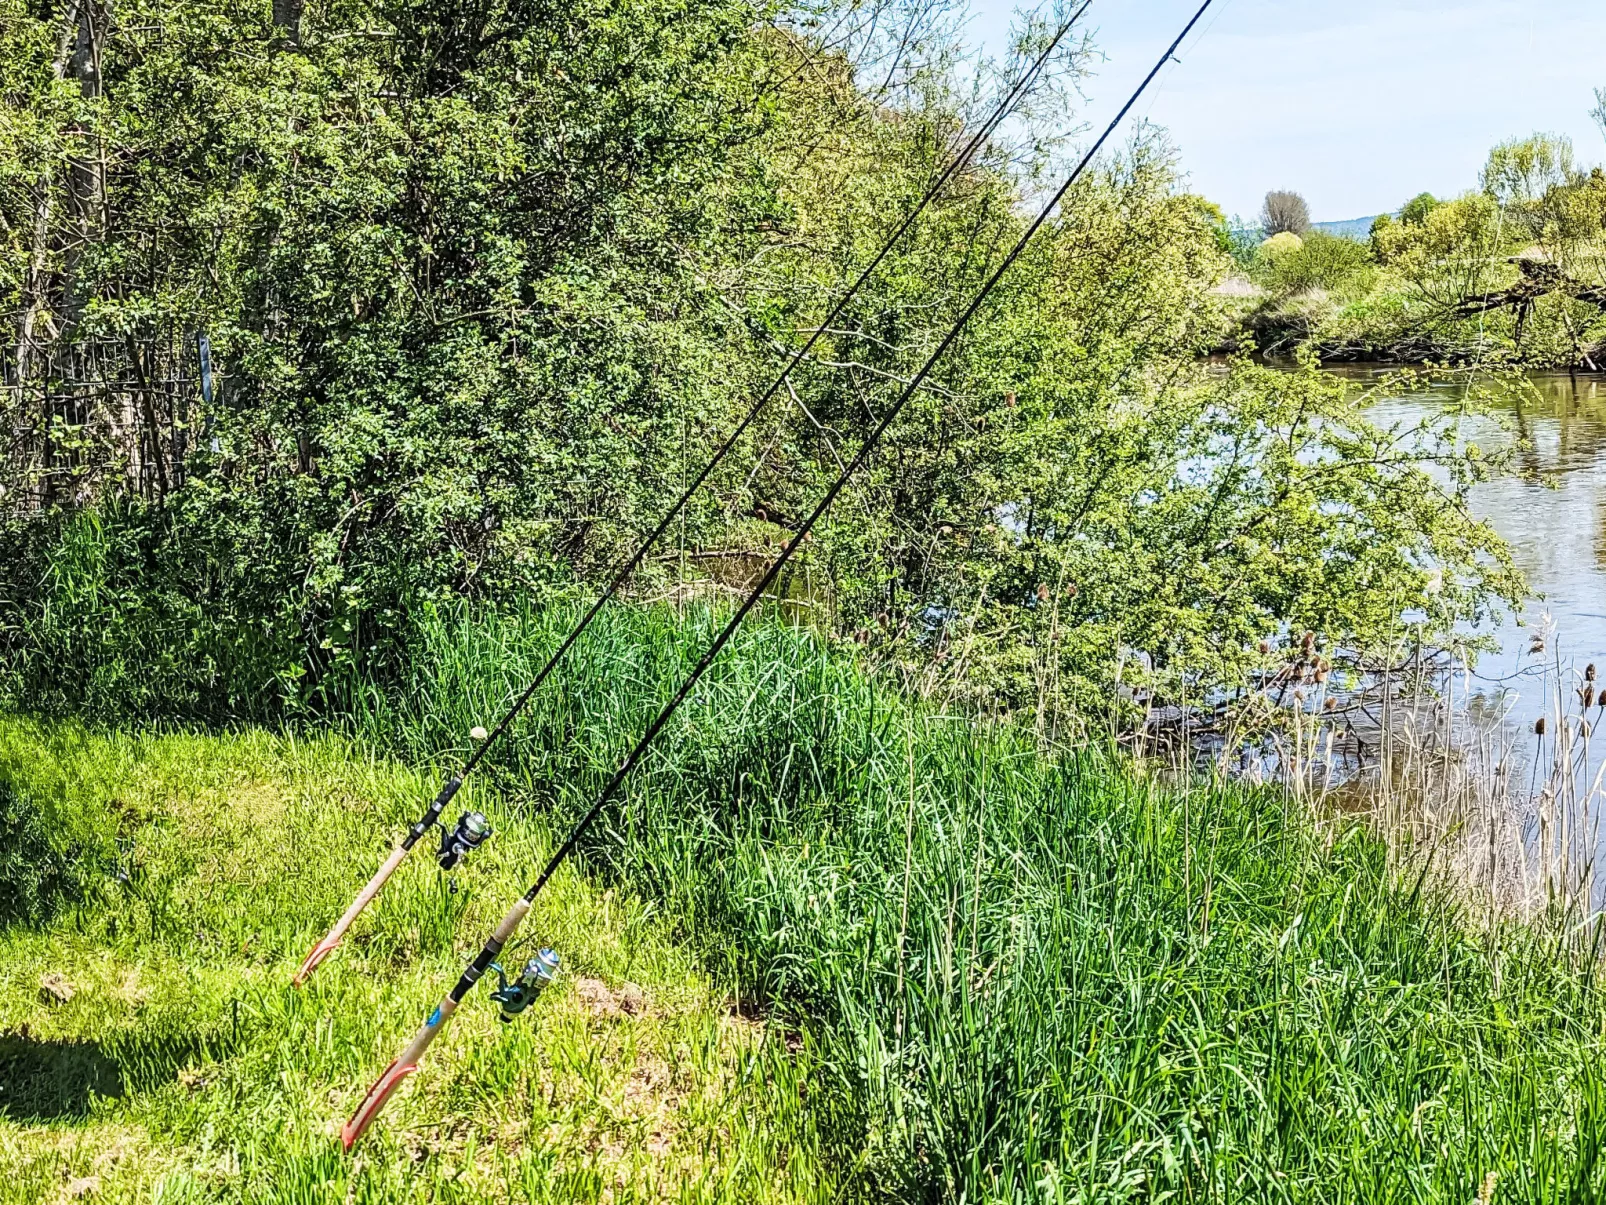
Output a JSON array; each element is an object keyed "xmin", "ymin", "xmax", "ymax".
[{"xmin": 1265, "ymin": 230, "xmax": 1375, "ymax": 295}]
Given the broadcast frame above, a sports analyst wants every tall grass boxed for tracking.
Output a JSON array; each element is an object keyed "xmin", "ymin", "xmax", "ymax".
[{"xmin": 339, "ymin": 603, "xmax": 1606, "ymax": 1200}]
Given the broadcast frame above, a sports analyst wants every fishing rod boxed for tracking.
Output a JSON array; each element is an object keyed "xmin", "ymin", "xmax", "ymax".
[
  {"xmin": 339, "ymin": 0, "xmax": 1216, "ymax": 1147},
  {"xmin": 291, "ymin": 6, "xmax": 1089, "ymax": 988}
]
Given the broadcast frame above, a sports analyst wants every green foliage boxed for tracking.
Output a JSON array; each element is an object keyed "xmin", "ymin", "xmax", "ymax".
[
  {"xmin": 1482, "ymin": 133, "xmax": 1580, "ymax": 209},
  {"xmin": 1259, "ymin": 230, "xmax": 1304, "ymax": 260},
  {"xmin": 0, "ymin": 3, "xmax": 1530, "ymax": 733},
  {"xmin": 1399, "ymin": 191, "xmax": 1440, "ymax": 225},
  {"xmin": 1247, "ymin": 115, "xmax": 1606, "ymax": 365},
  {"xmin": 1262, "ymin": 229, "xmax": 1375, "ymax": 296}
]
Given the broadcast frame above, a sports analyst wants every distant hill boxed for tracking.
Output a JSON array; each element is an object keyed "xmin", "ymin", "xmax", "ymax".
[{"xmin": 1312, "ymin": 215, "xmax": 1381, "ymax": 242}]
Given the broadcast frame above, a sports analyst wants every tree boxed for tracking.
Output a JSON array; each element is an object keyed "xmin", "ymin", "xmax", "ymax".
[
  {"xmin": 1592, "ymin": 87, "xmax": 1605, "ymax": 143},
  {"xmin": 1261, "ymin": 190, "xmax": 1310, "ymax": 236},
  {"xmin": 1399, "ymin": 192, "xmax": 1439, "ymax": 225},
  {"xmin": 0, "ymin": 0, "xmax": 1525, "ymax": 735},
  {"xmin": 1481, "ymin": 134, "xmax": 1578, "ymax": 209}
]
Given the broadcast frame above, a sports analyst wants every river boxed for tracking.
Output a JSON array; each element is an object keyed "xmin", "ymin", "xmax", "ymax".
[
  {"xmin": 1326, "ymin": 365, "xmax": 1606, "ymax": 911},
  {"xmin": 1332, "ymin": 366, "xmax": 1606, "ymax": 690}
]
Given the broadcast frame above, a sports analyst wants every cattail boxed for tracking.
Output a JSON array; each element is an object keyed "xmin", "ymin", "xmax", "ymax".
[
  {"xmin": 1301, "ymin": 631, "xmax": 1315, "ymax": 653},
  {"xmin": 1588, "ymin": 663, "xmax": 1598, "ymax": 682},
  {"xmin": 1065, "ymin": 583, "xmax": 1078, "ymax": 598},
  {"xmin": 853, "ymin": 628, "xmax": 869, "ymax": 645},
  {"xmin": 1535, "ymin": 717, "xmax": 1547, "ymax": 736},
  {"xmin": 1257, "ymin": 640, "xmax": 1270, "ymax": 655},
  {"xmin": 1530, "ymin": 635, "xmax": 1546, "ymax": 655},
  {"xmin": 1004, "ymin": 391, "xmax": 1017, "ymax": 407},
  {"xmin": 1036, "ymin": 583, "xmax": 1049, "ymax": 603},
  {"xmin": 1584, "ymin": 684, "xmax": 1596, "ymax": 709},
  {"xmin": 1323, "ymin": 697, "xmax": 1336, "ymax": 711},
  {"xmin": 1581, "ymin": 720, "xmax": 1592, "ymax": 738}
]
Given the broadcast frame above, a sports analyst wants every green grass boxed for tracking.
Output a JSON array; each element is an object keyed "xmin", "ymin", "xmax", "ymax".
[
  {"xmin": 0, "ymin": 716, "xmax": 834, "ymax": 1203},
  {"xmin": 6, "ymin": 602, "xmax": 1606, "ymax": 1201},
  {"xmin": 367, "ymin": 604, "xmax": 1606, "ymax": 1200}
]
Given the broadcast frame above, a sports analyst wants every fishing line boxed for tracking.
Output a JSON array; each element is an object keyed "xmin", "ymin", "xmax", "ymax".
[
  {"xmin": 459, "ymin": 3, "xmax": 1086, "ymax": 782},
  {"xmin": 341, "ymin": 0, "xmax": 1216, "ymax": 1147},
  {"xmin": 291, "ymin": 6, "xmax": 1088, "ymax": 987}
]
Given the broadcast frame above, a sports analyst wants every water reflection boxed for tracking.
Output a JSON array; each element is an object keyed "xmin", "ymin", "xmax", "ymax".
[
  {"xmin": 1329, "ymin": 366, "xmax": 1606, "ymax": 684},
  {"xmin": 1326, "ymin": 366, "xmax": 1606, "ymax": 911}
]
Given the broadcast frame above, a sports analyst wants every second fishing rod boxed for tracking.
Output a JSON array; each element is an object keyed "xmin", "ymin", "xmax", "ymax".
[
  {"xmin": 291, "ymin": 7, "xmax": 1089, "ymax": 988},
  {"xmin": 339, "ymin": 0, "xmax": 1217, "ymax": 1147}
]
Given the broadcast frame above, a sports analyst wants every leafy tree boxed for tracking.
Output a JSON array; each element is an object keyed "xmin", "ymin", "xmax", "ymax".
[
  {"xmin": 0, "ymin": 0, "xmax": 1527, "ymax": 735},
  {"xmin": 1399, "ymin": 192, "xmax": 1439, "ymax": 225},
  {"xmin": 1370, "ymin": 193, "xmax": 1504, "ymax": 306},
  {"xmin": 1260, "ymin": 189, "xmax": 1310, "ymax": 236},
  {"xmin": 1480, "ymin": 133, "xmax": 1585, "ymax": 248}
]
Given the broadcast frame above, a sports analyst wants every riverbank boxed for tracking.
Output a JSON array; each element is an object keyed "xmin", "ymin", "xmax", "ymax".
[
  {"xmin": 5, "ymin": 606, "xmax": 1606, "ymax": 1199},
  {"xmin": 1212, "ymin": 291, "xmax": 1606, "ymax": 368}
]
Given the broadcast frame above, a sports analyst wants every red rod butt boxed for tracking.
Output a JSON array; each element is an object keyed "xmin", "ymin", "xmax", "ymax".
[
  {"xmin": 293, "ymin": 935, "xmax": 341, "ymax": 987},
  {"xmin": 341, "ymin": 1060, "xmax": 417, "ymax": 1150}
]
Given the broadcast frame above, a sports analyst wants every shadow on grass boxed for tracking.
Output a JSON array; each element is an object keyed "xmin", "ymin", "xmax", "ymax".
[
  {"xmin": 0, "ymin": 1019, "xmax": 242, "ymax": 1123},
  {"xmin": 0, "ymin": 1032, "xmax": 124, "ymax": 1121}
]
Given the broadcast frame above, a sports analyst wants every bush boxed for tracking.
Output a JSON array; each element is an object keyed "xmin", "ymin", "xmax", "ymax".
[{"xmin": 1264, "ymin": 229, "xmax": 1375, "ymax": 295}]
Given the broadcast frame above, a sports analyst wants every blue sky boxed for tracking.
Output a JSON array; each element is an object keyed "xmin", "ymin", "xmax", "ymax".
[{"xmin": 965, "ymin": 0, "xmax": 1606, "ymax": 222}]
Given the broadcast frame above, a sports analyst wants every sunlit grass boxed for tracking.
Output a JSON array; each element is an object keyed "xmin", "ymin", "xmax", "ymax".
[
  {"xmin": 0, "ymin": 717, "xmax": 833, "ymax": 1203},
  {"xmin": 365, "ymin": 603, "xmax": 1606, "ymax": 1200}
]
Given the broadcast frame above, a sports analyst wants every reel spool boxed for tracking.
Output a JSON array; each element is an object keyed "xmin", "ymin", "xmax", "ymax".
[
  {"xmin": 489, "ymin": 949, "xmax": 560, "ymax": 1021},
  {"xmin": 437, "ymin": 811, "xmax": 491, "ymax": 870}
]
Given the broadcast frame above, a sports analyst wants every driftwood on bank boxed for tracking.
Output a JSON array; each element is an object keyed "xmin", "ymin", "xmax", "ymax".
[{"xmin": 1455, "ymin": 257, "xmax": 1606, "ymax": 367}]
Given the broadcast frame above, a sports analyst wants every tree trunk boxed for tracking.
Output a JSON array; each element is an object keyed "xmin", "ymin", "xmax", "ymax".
[
  {"xmin": 16, "ymin": 2, "xmax": 87, "ymax": 505},
  {"xmin": 273, "ymin": 0, "xmax": 305, "ymax": 45},
  {"xmin": 61, "ymin": 0, "xmax": 108, "ymax": 336}
]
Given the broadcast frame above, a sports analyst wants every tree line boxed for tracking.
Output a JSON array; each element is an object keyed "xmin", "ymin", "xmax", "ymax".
[{"xmin": 0, "ymin": 0, "xmax": 1521, "ymax": 736}]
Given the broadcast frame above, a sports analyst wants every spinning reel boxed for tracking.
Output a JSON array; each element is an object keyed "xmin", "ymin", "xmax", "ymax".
[
  {"xmin": 437, "ymin": 810, "xmax": 492, "ymax": 870},
  {"xmin": 489, "ymin": 949, "xmax": 561, "ymax": 1021}
]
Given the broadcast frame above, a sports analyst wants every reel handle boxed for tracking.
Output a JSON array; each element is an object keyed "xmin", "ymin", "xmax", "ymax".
[{"xmin": 341, "ymin": 899, "xmax": 529, "ymax": 1147}]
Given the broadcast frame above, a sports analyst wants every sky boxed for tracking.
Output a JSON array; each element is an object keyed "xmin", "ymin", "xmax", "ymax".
[{"xmin": 964, "ymin": 0, "xmax": 1606, "ymax": 222}]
